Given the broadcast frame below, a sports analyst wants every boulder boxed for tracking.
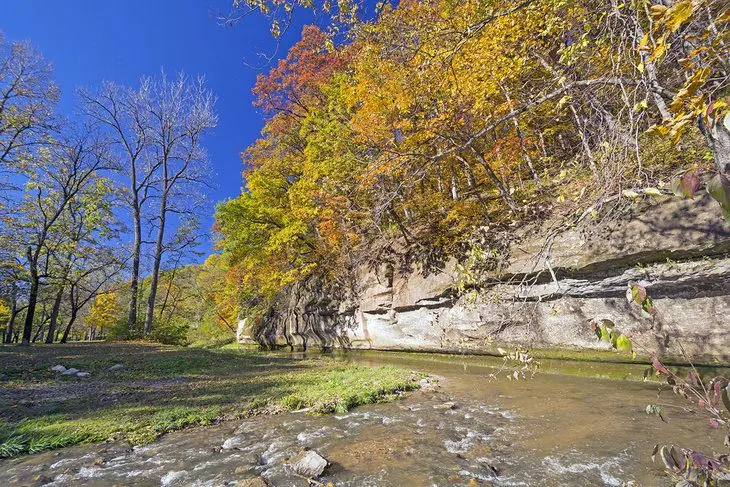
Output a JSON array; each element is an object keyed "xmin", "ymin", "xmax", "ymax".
[
  {"xmin": 61, "ymin": 368, "xmax": 79, "ymax": 375},
  {"xmin": 50, "ymin": 365, "xmax": 66, "ymax": 373},
  {"xmin": 76, "ymin": 372, "xmax": 91, "ymax": 377},
  {"xmin": 108, "ymin": 364, "xmax": 124, "ymax": 371},
  {"xmin": 288, "ymin": 449, "xmax": 328, "ymax": 478}
]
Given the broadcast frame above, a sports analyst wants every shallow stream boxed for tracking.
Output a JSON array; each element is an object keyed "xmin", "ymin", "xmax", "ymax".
[{"xmin": 1, "ymin": 351, "xmax": 727, "ymax": 486}]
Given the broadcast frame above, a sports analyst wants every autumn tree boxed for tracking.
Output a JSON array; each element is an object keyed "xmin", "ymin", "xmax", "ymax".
[
  {"xmin": 83, "ymin": 292, "xmax": 120, "ymax": 340},
  {"xmin": 217, "ymin": 0, "xmax": 729, "ymax": 321}
]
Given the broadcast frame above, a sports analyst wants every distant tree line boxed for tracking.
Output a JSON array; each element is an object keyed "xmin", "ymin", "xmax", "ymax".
[{"xmin": 0, "ymin": 32, "xmax": 228, "ymax": 345}]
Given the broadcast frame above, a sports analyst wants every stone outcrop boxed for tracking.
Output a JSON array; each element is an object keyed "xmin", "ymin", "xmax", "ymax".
[{"xmin": 254, "ymin": 194, "xmax": 730, "ymax": 363}]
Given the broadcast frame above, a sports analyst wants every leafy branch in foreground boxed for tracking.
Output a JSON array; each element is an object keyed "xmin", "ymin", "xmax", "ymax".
[{"xmin": 590, "ymin": 284, "xmax": 730, "ymax": 486}]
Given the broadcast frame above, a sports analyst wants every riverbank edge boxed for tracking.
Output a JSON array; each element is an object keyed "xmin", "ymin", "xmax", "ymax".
[{"xmin": 233, "ymin": 343, "xmax": 730, "ymax": 382}]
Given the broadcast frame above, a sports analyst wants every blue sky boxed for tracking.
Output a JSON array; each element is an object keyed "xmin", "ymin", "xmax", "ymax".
[{"xmin": 2, "ymin": 0, "xmax": 316, "ymax": 257}]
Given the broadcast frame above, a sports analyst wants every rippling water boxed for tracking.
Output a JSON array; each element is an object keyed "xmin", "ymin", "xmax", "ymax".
[{"xmin": 1, "ymin": 351, "xmax": 726, "ymax": 486}]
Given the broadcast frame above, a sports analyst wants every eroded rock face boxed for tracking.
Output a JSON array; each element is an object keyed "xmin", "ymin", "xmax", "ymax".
[{"xmin": 254, "ymin": 195, "xmax": 730, "ymax": 362}]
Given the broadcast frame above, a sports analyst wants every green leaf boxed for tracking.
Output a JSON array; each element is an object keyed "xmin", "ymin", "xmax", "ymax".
[
  {"xmin": 707, "ymin": 173, "xmax": 730, "ymax": 223},
  {"xmin": 631, "ymin": 284, "xmax": 647, "ymax": 304},
  {"xmin": 609, "ymin": 329, "xmax": 620, "ymax": 347},
  {"xmin": 642, "ymin": 296, "xmax": 654, "ymax": 314},
  {"xmin": 616, "ymin": 334, "xmax": 632, "ymax": 352},
  {"xmin": 722, "ymin": 386, "xmax": 730, "ymax": 413},
  {"xmin": 600, "ymin": 325, "xmax": 611, "ymax": 343}
]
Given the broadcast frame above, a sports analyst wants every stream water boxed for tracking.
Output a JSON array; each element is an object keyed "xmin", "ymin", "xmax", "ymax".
[{"xmin": 1, "ymin": 351, "xmax": 727, "ymax": 486}]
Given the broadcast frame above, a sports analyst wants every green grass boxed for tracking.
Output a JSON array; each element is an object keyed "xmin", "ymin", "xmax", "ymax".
[{"xmin": 0, "ymin": 342, "xmax": 420, "ymax": 458}]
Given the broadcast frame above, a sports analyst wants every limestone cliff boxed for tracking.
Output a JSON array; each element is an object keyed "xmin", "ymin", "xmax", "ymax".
[{"xmin": 247, "ymin": 194, "xmax": 730, "ymax": 363}]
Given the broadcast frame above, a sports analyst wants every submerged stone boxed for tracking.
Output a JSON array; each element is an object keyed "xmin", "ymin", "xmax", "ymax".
[
  {"xmin": 433, "ymin": 401, "xmax": 458, "ymax": 410},
  {"xmin": 235, "ymin": 477, "xmax": 268, "ymax": 487}
]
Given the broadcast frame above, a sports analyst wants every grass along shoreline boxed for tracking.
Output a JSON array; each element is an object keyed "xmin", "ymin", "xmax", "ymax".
[{"xmin": 0, "ymin": 342, "xmax": 422, "ymax": 458}]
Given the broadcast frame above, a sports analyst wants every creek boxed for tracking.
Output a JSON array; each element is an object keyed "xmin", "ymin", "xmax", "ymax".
[{"xmin": 1, "ymin": 351, "xmax": 726, "ymax": 486}]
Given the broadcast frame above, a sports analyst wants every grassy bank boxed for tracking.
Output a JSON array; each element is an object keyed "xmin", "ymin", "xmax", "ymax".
[{"xmin": 0, "ymin": 342, "xmax": 420, "ymax": 458}]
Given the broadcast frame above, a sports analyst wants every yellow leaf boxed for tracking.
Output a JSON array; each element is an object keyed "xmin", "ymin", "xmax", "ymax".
[
  {"xmin": 649, "ymin": 4, "xmax": 668, "ymax": 20},
  {"xmin": 665, "ymin": 1, "xmax": 694, "ymax": 32}
]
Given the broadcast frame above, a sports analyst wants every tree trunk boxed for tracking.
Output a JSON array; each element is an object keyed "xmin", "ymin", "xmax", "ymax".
[
  {"xmin": 708, "ymin": 118, "xmax": 730, "ymax": 173},
  {"xmin": 21, "ymin": 249, "xmax": 39, "ymax": 346},
  {"xmin": 501, "ymin": 87, "xmax": 542, "ymax": 189},
  {"xmin": 4, "ymin": 292, "xmax": 18, "ymax": 344},
  {"xmin": 60, "ymin": 286, "xmax": 78, "ymax": 343},
  {"xmin": 45, "ymin": 288, "xmax": 64, "ymax": 344},
  {"xmin": 470, "ymin": 148, "xmax": 520, "ymax": 213},
  {"xmin": 60, "ymin": 310, "xmax": 78, "ymax": 344},
  {"xmin": 32, "ymin": 321, "xmax": 45, "ymax": 342},
  {"xmin": 128, "ymin": 200, "xmax": 142, "ymax": 332},
  {"xmin": 144, "ymin": 188, "xmax": 168, "ymax": 335}
]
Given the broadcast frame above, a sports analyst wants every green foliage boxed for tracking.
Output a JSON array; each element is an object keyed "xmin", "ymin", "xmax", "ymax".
[
  {"xmin": 147, "ymin": 319, "xmax": 189, "ymax": 346},
  {"xmin": 707, "ymin": 173, "xmax": 730, "ymax": 223}
]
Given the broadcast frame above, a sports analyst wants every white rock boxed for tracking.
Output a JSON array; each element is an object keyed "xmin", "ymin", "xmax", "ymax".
[
  {"xmin": 108, "ymin": 364, "xmax": 124, "ymax": 371},
  {"xmin": 61, "ymin": 368, "xmax": 79, "ymax": 375},
  {"xmin": 288, "ymin": 450, "xmax": 328, "ymax": 478},
  {"xmin": 222, "ymin": 437, "xmax": 244, "ymax": 450},
  {"xmin": 76, "ymin": 372, "xmax": 91, "ymax": 377},
  {"xmin": 50, "ymin": 365, "xmax": 66, "ymax": 373}
]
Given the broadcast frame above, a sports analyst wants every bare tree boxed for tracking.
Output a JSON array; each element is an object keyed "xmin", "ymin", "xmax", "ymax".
[
  {"xmin": 140, "ymin": 73, "xmax": 217, "ymax": 335},
  {"xmin": 80, "ymin": 81, "xmax": 160, "ymax": 332}
]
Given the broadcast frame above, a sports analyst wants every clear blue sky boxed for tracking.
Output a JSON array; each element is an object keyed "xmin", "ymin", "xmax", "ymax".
[{"xmin": 2, "ymin": 0, "xmax": 316, "ymax": 257}]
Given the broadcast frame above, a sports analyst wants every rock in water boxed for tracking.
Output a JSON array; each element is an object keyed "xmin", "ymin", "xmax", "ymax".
[
  {"xmin": 50, "ymin": 365, "xmax": 66, "ymax": 373},
  {"xmin": 288, "ymin": 450, "xmax": 328, "ymax": 478},
  {"xmin": 235, "ymin": 478, "xmax": 268, "ymax": 487},
  {"xmin": 61, "ymin": 368, "xmax": 79, "ymax": 375},
  {"xmin": 108, "ymin": 364, "xmax": 124, "ymax": 371},
  {"xmin": 76, "ymin": 372, "xmax": 91, "ymax": 377},
  {"xmin": 433, "ymin": 401, "xmax": 457, "ymax": 410},
  {"xmin": 222, "ymin": 437, "xmax": 244, "ymax": 450}
]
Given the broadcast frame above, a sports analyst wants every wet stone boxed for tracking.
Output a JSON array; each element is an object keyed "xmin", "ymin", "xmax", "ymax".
[
  {"xmin": 288, "ymin": 449, "xmax": 328, "ymax": 478},
  {"xmin": 222, "ymin": 437, "xmax": 244, "ymax": 450},
  {"xmin": 433, "ymin": 401, "xmax": 458, "ymax": 410}
]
